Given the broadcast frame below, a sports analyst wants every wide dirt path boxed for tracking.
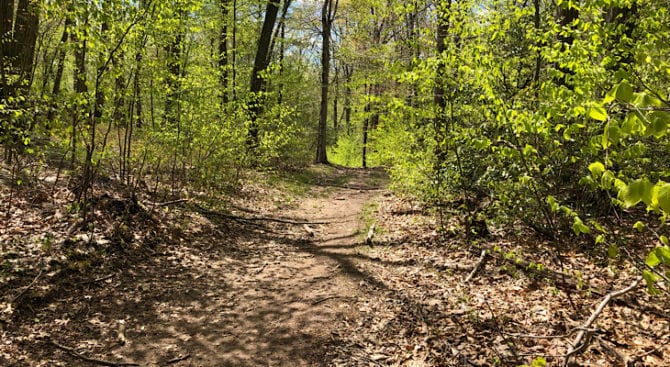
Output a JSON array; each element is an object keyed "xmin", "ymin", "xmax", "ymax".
[{"xmin": 105, "ymin": 168, "xmax": 387, "ymax": 366}]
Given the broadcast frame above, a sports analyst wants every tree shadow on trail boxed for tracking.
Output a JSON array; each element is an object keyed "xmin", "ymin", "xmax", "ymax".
[{"xmin": 19, "ymin": 197, "xmax": 443, "ymax": 367}]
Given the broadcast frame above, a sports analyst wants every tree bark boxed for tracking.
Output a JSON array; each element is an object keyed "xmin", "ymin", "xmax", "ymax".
[
  {"xmin": 343, "ymin": 64, "xmax": 353, "ymax": 135},
  {"xmin": 316, "ymin": 0, "xmax": 338, "ymax": 164},
  {"xmin": 554, "ymin": 1, "xmax": 579, "ymax": 89},
  {"xmin": 164, "ymin": 18, "xmax": 183, "ymax": 127},
  {"xmin": 0, "ymin": 0, "xmax": 39, "ymax": 100},
  {"xmin": 248, "ymin": 0, "xmax": 281, "ymax": 148},
  {"xmin": 333, "ymin": 64, "xmax": 338, "ymax": 131},
  {"xmin": 433, "ymin": 0, "xmax": 450, "ymax": 166},
  {"xmin": 219, "ymin": 0, "xmax": 230, "ymax": 105},
  {"xmin": 52, "ymin": 7, "xmax": 74, "ymax": 98}
]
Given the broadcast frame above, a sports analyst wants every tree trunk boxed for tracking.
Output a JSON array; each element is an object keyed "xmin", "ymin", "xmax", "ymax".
[
  {"xmin": 52, "ymin": 7, "xmax": 73, "ymax": 99},
  {"xmin": 248, "ymin": 0, "xmax": 281, "ymax": 148},
  {"xmin": 278, "ymin": 16, "xmax": 286, "ymax": 105},
  {"xmin": 316, "ymin": 0, "xmax": 337, "ymax": 164},
  {"xmin": 232, "ymin": 0, "xmax": 237, "ymax": 100},
  {"xmin": 3, "ymin": 0, "xmax": 38, "ymax": 95},
  {"xmin": 72, "ymin": 10, "xmax": 89, "ymax": 167},
  {"xmin": 0, "ymin": 0, "xmax": 39, "ymax": 98},
  {"xmin": 134, "ymin": 47, "xmax": 144, "ymax": 128},
  {"xmin": 532, "ymin": 0, "xmax": 541, "ymax": 100},
  {"xmin": 607, "ymin": 3, "xmax": 637, "ymax": 76},
  {"xmin": 433, "ymin": 0, "xmax": 450, "ymax": 166},
  {"xmin": 333, "ymin": 64, "xmax": 338, "ymax": 131},
  {"xmin": 343, "ymin": 64, "xmax": 352, "ymax": 135},
  {"xmin": 362, "ymin": 85, "xmax": 371, "ymax": 168},
  {"xmin": 164, "ymin": 23, "xmax": 183, "ymax": 127},
  {"xmin": 554, "ymin": 1, "xmax": 578, "ymax": 89},
  {"xmin": 219, "ymin": 0, "xmax": 230, "ymax": 105},
  {"xmin": 0, "ymin": 0, "xmax": 39, "ymax": 162}
]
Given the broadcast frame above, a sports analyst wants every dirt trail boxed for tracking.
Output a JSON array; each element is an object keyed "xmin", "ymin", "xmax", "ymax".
[{"xmin": 97, "ymin": 169, "xmax": 386, "ymax": 366}]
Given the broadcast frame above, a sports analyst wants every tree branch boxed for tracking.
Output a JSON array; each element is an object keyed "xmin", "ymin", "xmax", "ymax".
[{"xmin": 562, "ymin": 277, "xmax": 642, "ymax": 367}]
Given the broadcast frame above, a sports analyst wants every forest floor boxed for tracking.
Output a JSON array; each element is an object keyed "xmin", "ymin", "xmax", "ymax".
[{"xmin": 1, "ymin": 164, "xmax": 669, "ymax": 366}]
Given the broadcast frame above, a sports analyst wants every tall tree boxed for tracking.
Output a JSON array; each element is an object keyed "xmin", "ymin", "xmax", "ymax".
[
  {"xmin": 316, "ymin": 0, "xmax": 338, "ymax": 164},
  {"xmin": 433, "ymin": 0, "xmax": 451, "ymax": 166},
  {"xmin": 248, "ymin": 0, "xmax": 281, "ymax": 148},
  {"xmin": 219, "ymin": 0, "xmax": 231, "ymax": 105},
  {"xmin": 0, "ymin": 0, "xmax": 39, "ymax": 101}
]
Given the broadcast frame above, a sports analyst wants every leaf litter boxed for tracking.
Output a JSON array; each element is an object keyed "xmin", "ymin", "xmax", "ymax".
[{"xmin": 0, "ymin": 165, "xmax": 668, "ymax": 366}]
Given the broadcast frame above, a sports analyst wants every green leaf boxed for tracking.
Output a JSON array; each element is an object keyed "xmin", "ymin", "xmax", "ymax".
[
  {"xmin": 655, "ymin": 247, "xmax": 670, "ymax": 266},
  {"xmin": 660, "ymin": 235, "xmax": 669, "ymax": 246},
  {"xmin": 633, "ymin": 221, "xmax": 645, "ymax": 232},
  {"xmin": 589, "ymin": 107, "xmax": 608, "ymax": 121},
  {"xmin": 619, "ymin": 178, "xmax": 653, "ymax": 208},
  {"xmin": 547, "ymin": 195, "xmax": 560, "ymax": 213},
  {"xmin": 646, "ymin": 250, "xmax": 661, "ymax": 267},
  {"xmin": 621, "ymin": 113, "xmax": 642, "ymax": 135},
  {"xmin": 572, "ymin": 217, "xmax": 590, "ymax": 235},
  {"xmin": 614, "ymin": 80, "xmax": 634, "ymax": 103},
  {"xmin": 588, "ymin": 162, "xmax": 605, "ymax": 177},
  {"xmin": 648, "ymin": 111, "xmax": 669, "ymax": 138},
  {"xmin": 653, "ymin": 182, "xmax": 670, "ymax": 213},
  {"xmin": 606, "ymin": 122, "xmax": 622, "ymax": 145},
  {"xmin": 642, "ymin": 270, "xmax": 660, "ymax": 295},
  {"xmin": 607, "ymin": 244, "xmax": 618, "ymax": 258}
]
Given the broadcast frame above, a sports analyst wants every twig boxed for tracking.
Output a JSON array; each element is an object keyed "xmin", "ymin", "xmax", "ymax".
[
  {"xmin": 464, "ymin": 250, "xmax": 487, "ymax": 283},
  {"xmin": 79, "ymin": 273, "xmax": 115, "ymax": 286},
  {"xmin": 254, "ymin": 262, "xmax": 267, "ymax": 275},
  {"xmin": 151, "ymin": 198, "xmax": 191, "ymax": 207},
  {"xmin": 11, "ymin": 269, "xmax": 44, "ymax": 302},
  {"xmin": 49, "ymin": 339, "xmax": 140, "ymax": 366},
  {"xmin": 502, "ymin": 327, "xmax": 597, "ymax": 340},
  {"xmin": 562, "ymin": 277, "xmax": 642, "ymax": 367},
  {"xmin": 630, "ymin": 334, "xmax": 670, "ymax": 362},
  {"xmin": 167, "ymin": 354, "xmax": 191, "ymax": 364},
  {"xmin": 596, "ymin": 336, "xmax": 626, "ymax": 365},
  {"xmin": 312, "ymin": 295, "xmax": 341, "ymax": 305}
]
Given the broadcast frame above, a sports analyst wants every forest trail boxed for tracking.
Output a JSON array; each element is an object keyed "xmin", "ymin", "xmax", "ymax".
[{"xmin": 52, "ymin": 168, "xmax": 387, "ymax": 366}]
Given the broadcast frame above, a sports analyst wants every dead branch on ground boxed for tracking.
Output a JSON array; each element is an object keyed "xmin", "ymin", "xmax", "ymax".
[
  {"xmin": 11, "ymin": 269, "xmax": 43, "ymax": 302},
  {"xmin": 49, "ymin": 339, "xmax": 140, "ymax": 366},
  {"xmin": 562, "ymin": 277, "xmax": 642, "ymax": 367},
  {"xmin": 464, "ymin": 250, "xmax": 486, "ymax": 283},
  {"xmin": 167, "ymin": 354, "xmax": 191, "ymax": 364}
]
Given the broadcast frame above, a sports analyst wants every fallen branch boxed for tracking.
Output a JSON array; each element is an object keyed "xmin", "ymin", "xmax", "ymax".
[
  {"xmin": 312, "ymin": 295, "xmax": 342, "ymax": 305},
  {"xmin": 79, "ymin": 273, "xmax": 115, "ymax": 286},
  {"xmin": 464, "ymin": 250, "xmax": 487, "ymax": 283},
  {"xmin": 489, "ymin": 251, "xmax": 603, "ymax": 296},
  {"xmin": 150, "ymin": 198, "xmax": 191, "ymax": 207},
  {"xmin": 167, "ymin": 354, "xmax": 191, "ymax": 364},
  {"xmin": 254, "ymin": 262, "xmax": 268, "ymax": 275},
  {"xmin": 596, "ymin": 336, "xmax": 626, "ymax": 365},
  {"xmin": 502, "ymin": 326, "xmax": 597, "ymax": 340},
  {"xmin": 630, "ymin": 334, "xmax": 670, "ymax": 363},
  {"xmin": 11, "ymin": 269, "xmax": 43, "ymax": 303},
  {"xmin": 562, "ymin": 277, "xmax": 642, "ymax": 367},
  {"xmin": 49, "ymin": 339, "xmax": 139, "ymax": 367}
]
